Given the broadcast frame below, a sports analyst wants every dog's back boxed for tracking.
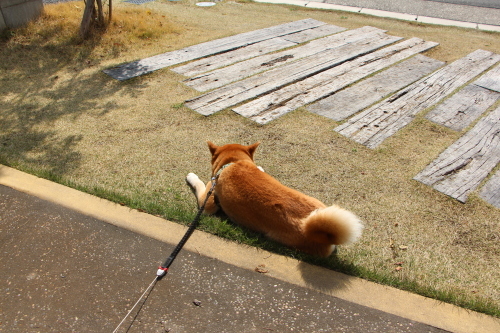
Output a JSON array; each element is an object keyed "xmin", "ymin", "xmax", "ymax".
[
  {"xmin": 216, "ymin": 159, "xmax": 362, "ymax": 256},
  {"xmin": 216, "ymin": 160, "xmax": 324, "ymax": 231}
]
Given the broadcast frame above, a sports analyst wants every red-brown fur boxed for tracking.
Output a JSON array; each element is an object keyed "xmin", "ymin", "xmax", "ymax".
[{"xmin": 186, "ymin": 142, "xmax": 363, "ymax": 256}]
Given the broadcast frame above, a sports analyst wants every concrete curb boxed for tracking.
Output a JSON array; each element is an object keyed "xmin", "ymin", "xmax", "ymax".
[
  {"xmin": 253, "ymin": 0, "xmax": 500, "ymax": 32},
  {"xmin": 1, "ymin": 164, "xmax": 499, "ymax": 333}
]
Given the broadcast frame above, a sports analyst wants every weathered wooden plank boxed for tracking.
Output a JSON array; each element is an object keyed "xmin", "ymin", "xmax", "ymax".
[
  {"xmin": 185, "ymin": 32, "xmax": 401, "ymax": 116},
  {"xmin": 170, "ymin": 38, "xmax": 297, "ymax": 77},
  {"xmin": 426, "ymin": 84, "xmax": 500, "ymax": 131},
  {"xmin": 414, "ymin": 105, "xmax": 500, "ymax": 203},
  {"xmin": 234, "ymin": 38, "xmax": 439, "ymax": 124},
  {"xmin": 281, "ymin": 24, "xmax": 346, "ymax": 43},
  {"xmin": 184, "ymin": 26, "xmax": 386, "ymax": 92},
  {"xmin": 475, "ymin": 64, "xmax": 500, "ymax": 93},
  {"xmin": 307, "ymin": 55, "xmax": 444, "ymax": 121},
  {"xmin": 171, "ymin": 25, "xmax": 346, "ymax": 78},
  {"xmin": 172, "ymin": 25, "xmax": 347, "ymax": 78},
  {"xmin": 102, "ymin": 19, "xmax": 327, "ymax": 81},
  {"xmin": 479, "ymin": 170, "xmax": 500, "ymax": 208},
  {"xmin": 335, "ymin": 50, "xmax": 500, "ymax": 149}
]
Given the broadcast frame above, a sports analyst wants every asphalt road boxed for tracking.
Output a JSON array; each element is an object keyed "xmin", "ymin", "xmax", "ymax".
[
  {"xmin": 429, "ymin": 0, "xmax": 500, "ymax": 9},
  {"xmin": 0, "ymin": 184, "xmax": 449, "ymax": 332},
  {"xmin": 321, "ymin": 0, "xmax": 500, "ymax": 25}
]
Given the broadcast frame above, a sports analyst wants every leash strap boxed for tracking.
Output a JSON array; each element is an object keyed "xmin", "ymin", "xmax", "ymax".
[
  {"xmin": 111, "ymin": 276, "xmax": 158, "ymax": 333},
  {"xmin": 113, "ymin": 175, "xmax": 219, "ymax": 332},
  {"xmin": 156, "ymin": 175, "xmax": 218, "ymax": 278}
]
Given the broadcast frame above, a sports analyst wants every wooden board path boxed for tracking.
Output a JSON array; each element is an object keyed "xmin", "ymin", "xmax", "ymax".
[
  {"xmin": 475, "ymin": 64, "xmax": 500, "ymax": 93},
  {"xmin": 234, "ymin": 38, "xmax": 439, "ymax": 124},
  {"xmin": 171, "ymin": 25, "xmax": 346, "ymax": 77},
  {"xmin": 414, "ymin": 105, "xmax": 500, "ymax": 203},
  {"xmin": 183, "ymin": 26, "xmax": 385, "ymax": 92},
  {"xmin": 102, "ymin": 19, "xmax": 326, "ymax": 81},
  {"xmin": 307, "ymin": 55, "xmax": 444, "ymax": 121},
  {"xmin": 171, "ymin": 38, "xmax": 298, "ymax": 78},
  {"xmin": 100, "ymin": 20, "xmax": 500, "ymax": 207},
  {"xmin": 185, "ymin": 32, "xmax": 401, "ymax": 115},
  {"xmin": 480, "ymin": 170, "xmax": 500, "ymax": 209},
  {"xmin": 334, "ymin": 49, "xmax": 500, "ymax": 149},
  {"xmin": 426, "ymin": 84, "xmax": 500, "ymax": 131},
  {"xmin": 280, "ymin": 24, "xmax": 346, "ymax": 44}
]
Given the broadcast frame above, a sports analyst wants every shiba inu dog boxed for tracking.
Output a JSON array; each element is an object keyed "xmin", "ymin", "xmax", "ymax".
[{"xmin": 186, "ymin": 142, "xmax": 362, "ymax": 256}]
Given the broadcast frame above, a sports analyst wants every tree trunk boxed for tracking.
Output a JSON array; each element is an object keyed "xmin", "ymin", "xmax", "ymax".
[
  {"xmin": 80, "ymin": 0, "xmax": 96, "ymax": 39},
  {"xmin": 96, "ymin": 0, "xmax": 104, "ymax": 27},
  {"xmin": 80, "ymin": 0, "xmax": 112, "ymax": 39}
]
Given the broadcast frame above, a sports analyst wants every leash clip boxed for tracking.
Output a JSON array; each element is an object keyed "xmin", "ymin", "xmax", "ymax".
[{"xmin": 157, "ymin": 266, "xmax": 168, "ymax": 277}]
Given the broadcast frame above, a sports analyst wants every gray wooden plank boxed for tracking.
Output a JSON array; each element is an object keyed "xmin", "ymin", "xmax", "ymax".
[
  {"xmin": 183, "ymin": 26, "xmax": 386, "ymax": 92},
  {"xmin": 171, "ymin": 25, "xmax": 346, "ymax": 78},
  {"xmin": 234, "ymin": 38, "xmax": 439, "ymax": 124},
  {"xmin": 102, "ymin": 18, "xmax": 327, "ymax": 81},
  {"xmin": 475, "ymin": 64, "xmax": 500, "ymax": 92},
  {"xmin": 414, "ymin": 105, "xmax": 500, "ymax": 203},
  {"xmin": 479, "ymin": 170, "xmax": 500, "ymax": 208},
  {"xmin": 171, "ymin": 38, "xmax": 298, "ymax": 77},
  {"xmin": 307, "ymin": 55, "xmax": 444, "ymax": 121},
  {"xmin": 185, "ymin": 33, "xmax": 401, "ymax": 116},
  {"xmin": 335, "ymin": 50, "xmax": 500, "ymax": 149},
  {"xmin": 426, "ymin": 84, "xmax": 500, "ymax": 131},
  {"xmin": 281, "ymin": 24, "xmax": 346, "ymax": 43}
]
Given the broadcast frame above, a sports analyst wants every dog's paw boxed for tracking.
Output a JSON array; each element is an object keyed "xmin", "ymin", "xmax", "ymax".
[
  {"xmin": 257, "ymin": 166, "xmax": 265, "ymax": 172},
  {"xmin": 186, "ymin": 172, "xmax": 203, "ymax": 189},
  {"xmin": 186, "ymin": 173, "xmax": 201, "ymax": 186}
]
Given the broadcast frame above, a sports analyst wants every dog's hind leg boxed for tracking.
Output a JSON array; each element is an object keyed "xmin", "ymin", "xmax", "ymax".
[{"xmin": 186, "ymin": 173, "xmax": 218, "ymax": 214}]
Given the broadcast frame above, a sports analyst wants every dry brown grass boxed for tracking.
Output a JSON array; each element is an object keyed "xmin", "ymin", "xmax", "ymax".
[
  {"xmin": 1, "ymin": 0, "xmax": 500, "ymax": 316},
  {"xmin": 1, "ymin": 2, "xmax": 180, "ymax": 61}
]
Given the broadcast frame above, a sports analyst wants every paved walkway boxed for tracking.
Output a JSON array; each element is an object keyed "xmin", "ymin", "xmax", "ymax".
[
  {"xmin": 0, "ymin": 184, "xmax": 446, "ymax": 333},
  {"xmin": 2, "ymin": 165, "xmax": 500, "ymax": 332},
  {"xmin": 291, "ymin": 0, "xmax": 500, "ymax": 28}
]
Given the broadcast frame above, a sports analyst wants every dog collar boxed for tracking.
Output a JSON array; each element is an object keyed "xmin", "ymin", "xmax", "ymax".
[{"xmin": 212, "ymin": 163, "xmax": 233, "ymax": 180}]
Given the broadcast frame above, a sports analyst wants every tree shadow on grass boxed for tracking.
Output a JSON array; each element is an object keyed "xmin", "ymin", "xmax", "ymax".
[{"xmin": 0, "ymin": 33, "xmax": 149, "ymax": 177}]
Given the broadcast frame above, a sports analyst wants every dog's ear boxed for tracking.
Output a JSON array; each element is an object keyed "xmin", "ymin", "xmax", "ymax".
[
  {"xmin": 207, "ymin": 141, "xmax": 218, "ymax": 155},
  {"xmin": 247, "ymin": 142, "xmax": 260, "ymax": 159}
]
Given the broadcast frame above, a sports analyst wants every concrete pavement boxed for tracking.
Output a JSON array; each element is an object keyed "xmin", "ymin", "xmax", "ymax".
[
  {"xmin": 0, "ymin": 183, "xmax": 445, "ymax": 332},
  {"xmin": 320, "ymin": 0, "xmax": 500, "ymax": 26},
  {"xmin": 254, "ymin": 0, "xmax": 500, "ymax": 31},
  {"xmin": 2, "ymin": 165, "xmax": 500, "ymax": 332}
]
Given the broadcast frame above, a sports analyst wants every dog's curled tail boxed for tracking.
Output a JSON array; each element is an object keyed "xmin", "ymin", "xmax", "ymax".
[{"xmin": 303, "ymin": 205, "xmax": 363, "ymax": 245}]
